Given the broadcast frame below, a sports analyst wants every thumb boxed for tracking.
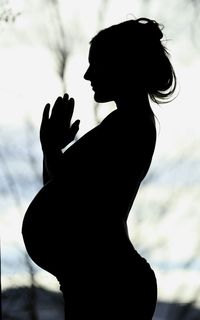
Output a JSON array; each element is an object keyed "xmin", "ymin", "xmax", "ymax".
[
  {"xmin": 63, "ymin": 119, "xmax": 80, "ymax": 146},
  {"xmin": 70, "ymin": 119, "xmax": 80, "ymax": 136}
]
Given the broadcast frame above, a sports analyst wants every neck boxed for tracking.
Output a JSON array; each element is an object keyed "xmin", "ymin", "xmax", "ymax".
[{"xmin": 114, "ymin": 91, "xmax": 152, "ymax": 115}]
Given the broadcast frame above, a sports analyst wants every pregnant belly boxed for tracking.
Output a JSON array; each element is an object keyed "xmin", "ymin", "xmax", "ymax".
[
  {"xmin": 22, "ymin": 178, "xmax": 105, "ymax": 274},
  {"xmin": 22, "ymin": 179, "xmax": 133, "ymax": 276},
  {"xmin": 22, "ymin": 179, "xmax": 75, "ymax": 274}
]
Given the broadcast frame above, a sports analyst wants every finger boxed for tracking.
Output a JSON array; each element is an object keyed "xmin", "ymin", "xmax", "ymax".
[
  {"xmin": 63, "ymin": 93, "xmax": 69, "ymax": 100},
  {"xmin": 40, "ymin": 103, "xmax": 50, "ymax": 146},
  {"xmin": 51, "ymin": 95, "xmax": 73, "ymax": 123},
  {"xmin": 51, "ymin": 96, "xmax": 63, "ymax": 118},
  {"xmin": 43, "ymin": 103, "xmax": 50, "ymax": 119},
  {"xmin": 64, "ymin": 97, "xmax": 75, "ymax": 124},
  {"xmin": 40, "ymin": 103, "xmax": 50, "ymax": 130}
]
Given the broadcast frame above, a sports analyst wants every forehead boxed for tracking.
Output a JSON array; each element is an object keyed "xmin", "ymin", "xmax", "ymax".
[
  {"xmin": 88, "ymin": 41, "xmax": 115, "ymax": 65},
  {"xmin": 88, "ymin": 43, "xmax": 101, "ymax": 62}
]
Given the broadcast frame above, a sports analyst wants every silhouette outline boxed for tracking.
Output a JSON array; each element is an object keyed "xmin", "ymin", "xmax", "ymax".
[{"xmin": 22, "ymin": 17, "xmax": 177, "ymax": 319}]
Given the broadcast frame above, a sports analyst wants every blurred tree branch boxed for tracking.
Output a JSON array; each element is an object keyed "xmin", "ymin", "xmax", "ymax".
[{"xmin": 0, "ymin": 0, "xmax": 20, "ymax": 24}]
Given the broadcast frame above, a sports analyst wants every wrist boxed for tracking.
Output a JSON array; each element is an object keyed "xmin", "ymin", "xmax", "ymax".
[{"xmin": 43, "ymin": 149, "xmax": 63, "ymax": 180}]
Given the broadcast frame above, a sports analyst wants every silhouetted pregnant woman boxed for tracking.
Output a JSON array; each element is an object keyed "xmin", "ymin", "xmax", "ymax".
[{"xmin": 22, "ymin": 18, "xmax": 177, "ymax": 319}]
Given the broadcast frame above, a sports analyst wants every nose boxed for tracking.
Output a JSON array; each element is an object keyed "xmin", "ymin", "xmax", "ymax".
[{"xmin": 84, "ymin": 66, "xmax": 91, "ymax": 80}]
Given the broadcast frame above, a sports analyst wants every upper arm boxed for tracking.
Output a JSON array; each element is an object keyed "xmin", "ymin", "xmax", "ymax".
[{"xmin": 99, "ymin": 113, "xmax": 156, "ymax": 182}]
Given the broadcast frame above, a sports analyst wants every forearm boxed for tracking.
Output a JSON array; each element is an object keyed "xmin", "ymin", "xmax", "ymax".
[
  {"xmin": 42, "ymin": 157, "xmax": 50, "ymax": 185},
  {"xmin": 42, "ymin": 150, "xmax": 63, "ymax": 185}
]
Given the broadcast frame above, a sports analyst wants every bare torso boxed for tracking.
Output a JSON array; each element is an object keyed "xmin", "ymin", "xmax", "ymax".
[{"xmin": 22, "ymin": 108, "xmax": 156, "ymax": 276}]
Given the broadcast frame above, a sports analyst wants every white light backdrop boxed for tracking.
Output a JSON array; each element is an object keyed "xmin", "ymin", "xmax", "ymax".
[{"xmin": 1, "ymin": 0, "xmax": 200, "ymax": 307}]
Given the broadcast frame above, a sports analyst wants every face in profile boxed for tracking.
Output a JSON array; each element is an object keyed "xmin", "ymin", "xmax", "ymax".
[{"xmin": 84, "ymin": 44, "xmax": 119, "ymax": 103}]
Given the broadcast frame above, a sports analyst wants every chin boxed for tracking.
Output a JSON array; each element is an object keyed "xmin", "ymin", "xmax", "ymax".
[{"xmin": 94, "ymin": 92, "xmax": 113, "ymax": 103}]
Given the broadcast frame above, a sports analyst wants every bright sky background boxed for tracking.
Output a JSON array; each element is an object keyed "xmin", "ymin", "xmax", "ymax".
[{"xmin": 1, "ymin": 0, "xmax": 200, "ymax": 306}]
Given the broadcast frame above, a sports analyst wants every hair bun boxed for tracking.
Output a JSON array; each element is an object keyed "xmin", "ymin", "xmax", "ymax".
[{"xmin": 137, "ymin": 18, "xmax": 163, "ymax": 40}]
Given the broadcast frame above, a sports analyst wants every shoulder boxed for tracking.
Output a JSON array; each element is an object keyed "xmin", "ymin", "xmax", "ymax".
[{"xmin": 100, "ymin": 108, "xmax": 156, "ymax": 142}]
